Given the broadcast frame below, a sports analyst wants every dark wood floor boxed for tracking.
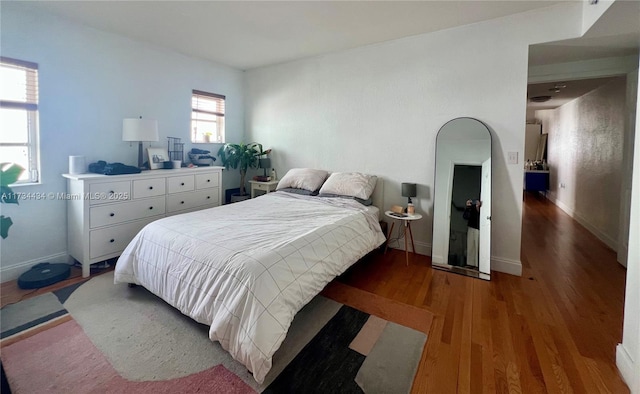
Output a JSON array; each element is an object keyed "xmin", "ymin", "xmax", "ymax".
[
  {"xmin": 340, "ymin": 193, "xmax": 629, "ymax": 393},
  {"xmin": 1, "ymin": 194, "xmax": 629, "ymax": 393}
]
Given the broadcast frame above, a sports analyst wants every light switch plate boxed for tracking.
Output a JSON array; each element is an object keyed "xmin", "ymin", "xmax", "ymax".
[{"xmin": 508, "ymin": 151, "xmax": 518, "ymax": 164}]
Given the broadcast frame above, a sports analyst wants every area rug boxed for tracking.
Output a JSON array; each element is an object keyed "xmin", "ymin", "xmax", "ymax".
[{"xmin": 0, "ymin": 272, "xmax": 432, "ymax": 393}]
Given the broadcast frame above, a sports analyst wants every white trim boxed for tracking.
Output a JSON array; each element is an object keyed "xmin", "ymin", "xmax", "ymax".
[
  {"xmin": 388, "ymin": 240, "xmax": 431, "ymax": 257},
  {"xmin": 547, "ymin": 193, "xmax": 618, "ymax": 251},
  {"xmin": 528, "ymin": 55, "xmax": 639, "ymax": 84},
  {"xmin": 0, "ymin": 252, "xmax": 71, "ymax": 283},
  {"xmin": 491, "ymin": 256, "xmax": 522, "ymax": 276},
  {"xmin": 616, "ymin": 344, "xmax": 639, "ymax": 394}
]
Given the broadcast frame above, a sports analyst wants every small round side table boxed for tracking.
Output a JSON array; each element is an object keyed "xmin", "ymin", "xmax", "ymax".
[{"xmin": 384, "ymin": 211, "xmax": 423, "ymax": 265}]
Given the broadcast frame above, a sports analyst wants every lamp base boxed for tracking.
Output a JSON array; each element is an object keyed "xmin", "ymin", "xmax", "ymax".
[{"xmin": 138, "ymin": 141, "xmax": 145, "ymax": 169}]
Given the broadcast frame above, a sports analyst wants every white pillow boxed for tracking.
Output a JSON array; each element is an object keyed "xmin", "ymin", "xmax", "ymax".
[
  {"xmin": 276, "ymin": 168, "xmax": 328, "ymax": 192},
  {"xmin": 319, "ymin": 172, "xmax": 377, "ymax": 200}
]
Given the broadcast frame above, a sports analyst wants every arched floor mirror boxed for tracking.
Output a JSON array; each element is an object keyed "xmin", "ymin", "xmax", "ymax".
[{"xmin": 432, "ymin": 117, "xmax": 492, "ymax": 280}]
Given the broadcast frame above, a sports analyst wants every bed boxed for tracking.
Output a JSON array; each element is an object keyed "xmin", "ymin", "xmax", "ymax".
[{"xmin": 114, "ymin": 171, "xmax": 385, "ymax": 383}]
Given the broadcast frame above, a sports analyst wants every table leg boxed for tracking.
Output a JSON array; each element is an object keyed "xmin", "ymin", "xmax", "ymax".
[
  {"xmin": 251, "ymin": 187, "xmax": 255, "ymax": 199},
  {"xmin": 404, "ymin": 222, "xmax": 409, "ymax": 266},
  {"xmin": 407, "ymin": 222, "xmax": 416, "ymax": 254},
  {"xmin": 384, "ymin": 221, "xmax": 395, "ymax": 254}
]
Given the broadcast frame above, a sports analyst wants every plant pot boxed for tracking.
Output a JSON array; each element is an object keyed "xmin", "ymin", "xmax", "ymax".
[
  {"xmin": 204, "ymin": 135, "xmax": 211, "ymax": 143},
  {"xmin": 230, "ymin": 194, "xmax": 250, "ymax": 203}
]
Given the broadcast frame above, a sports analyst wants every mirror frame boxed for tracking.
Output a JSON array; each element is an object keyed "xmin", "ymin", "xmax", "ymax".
[{"xmin": 431, "ymin": 117, "xmax": 492, "ymax": 280}]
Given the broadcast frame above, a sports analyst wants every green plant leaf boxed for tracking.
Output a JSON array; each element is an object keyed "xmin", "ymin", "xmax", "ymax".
[
  {"xmin": 1, "ymin": 185, "xmax": 19, "ymax": 204},
  {"xmin": 0, "ymin": 163, "xmax": 25, "ymax": 186},
  {"xmin": 0, "ymin": 163, "xmax": 25, "ymax": 239},
  {"xmin": 217, "ymin": 142, "xmax": 265, "ymax": 195},
  {"xmin": 0, "ymin": 215, "xmax": 13, "ymax": 239}
]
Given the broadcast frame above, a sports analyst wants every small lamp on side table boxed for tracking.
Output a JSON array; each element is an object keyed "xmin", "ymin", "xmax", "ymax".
[
  {"xmin": 259, "ymin": 158, "xmax": 271, "ymax": 177},
  {"xmin": 402, "ymin": 182, "xmax": 417, "ymax": 214}
]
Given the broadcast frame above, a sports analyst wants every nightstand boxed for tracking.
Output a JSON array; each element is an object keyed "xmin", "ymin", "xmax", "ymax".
[
  {"xmin": 384, "ymin": 211, "xmax": 423, "ymax": 265},
  {"xmin": 249, "ymin": 180, "xmax": 279, "ymax": 198}
]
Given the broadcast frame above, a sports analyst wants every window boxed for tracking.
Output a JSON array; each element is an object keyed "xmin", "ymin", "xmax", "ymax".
[
  {"xmin": 0, "ymin": 57, "xmax": 39, "ymax": 183},
  {"xmin": 191, "ymin": 90, "xmax": 225, "ymax": 144}
]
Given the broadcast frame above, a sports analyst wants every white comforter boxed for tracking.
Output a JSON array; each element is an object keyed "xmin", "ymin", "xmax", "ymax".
[{"xmin": 114, "ymin": 192, "xmax": 385, "ymax": 383}]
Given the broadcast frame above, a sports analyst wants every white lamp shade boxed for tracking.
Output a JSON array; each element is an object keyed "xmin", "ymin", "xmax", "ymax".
[{"xmin": 122, "ymin": 118, "xmax": 159, "ymax": 142}]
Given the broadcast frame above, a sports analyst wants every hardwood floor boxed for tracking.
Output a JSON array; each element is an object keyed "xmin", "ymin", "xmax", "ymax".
[
  {"xmin": 1, "ymin": 194, "xmax": 629, "ymax": 392},
  {"xmin": 340, "ymin": 193, "xmax": 629, "ymax": 393}
]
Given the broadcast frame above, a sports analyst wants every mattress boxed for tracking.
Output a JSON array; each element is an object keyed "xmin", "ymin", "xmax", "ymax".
[{"xmin": 114, "ymin": 191, "xmax": 385, "ymax": 383}]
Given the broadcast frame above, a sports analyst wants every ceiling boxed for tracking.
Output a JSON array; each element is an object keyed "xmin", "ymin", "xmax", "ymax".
[
  {"xmin": 527, "ymin": 76, "xmax": 623, "ymax": 111},
  {"xmin": 10, "ymin": 0, "xmax": 639, "ymax": 111},
  {"xmin": 526, "ymin": 0, "xmax": 639, "ymax": 111},
  {"xmin": 12, "ymin": 0, "xmax": 574, "ymax": 71}
]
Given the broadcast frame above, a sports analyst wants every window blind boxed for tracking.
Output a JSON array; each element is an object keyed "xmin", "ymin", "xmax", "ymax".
[
  {"xmin": 192, "ymin": 90, "xmax": 225, "ymax": 117},
  {"xmin": 0, "ymin": 56, "xmax": 40, "ymax": 183},
  {"xmin": 0, "ymin": 57, "xmax": 38, "ymax": 111}
]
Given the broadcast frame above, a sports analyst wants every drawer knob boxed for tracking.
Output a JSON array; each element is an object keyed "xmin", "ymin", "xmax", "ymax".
[
  {"xmin": 181, "ymin": 182, "xmax": 185, "ymax": 186},
  {"xmin": 206, "ymin": 196, "xmax": 210, "ymax": 199},
  {"xmin": 180, "ymin": 201, "xmax": 185, "ymax": 204},
  {"xmin": 109, "ymin": 213, "xmax": 115, "ymax": 217},
  {"xmin": 110, "ymin": 238, "xmax": 115, "ymax": 243},
  {"xmin": 149, "ymin": 206, "xmax": 153, "ymax": 210},
  {"xmin": 207, "ymin": 179, "xmax": 211, "ymax": 182},
  {"xmin": 149, "ymin": 186, "xmax": 153, "ymax": 190}
]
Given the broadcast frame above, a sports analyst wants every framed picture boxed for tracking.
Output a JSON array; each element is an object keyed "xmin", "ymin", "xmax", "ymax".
[{"xmin": 147, "ymin": 147, "xmax": 169, "ymax": 170}]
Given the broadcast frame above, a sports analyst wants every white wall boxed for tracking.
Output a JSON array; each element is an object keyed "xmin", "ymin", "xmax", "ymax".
[
  {"xmin": 617, "ymin": 61, "xmax": 640, "ymax": 394},
  {"xmin": 536, "ymin": 77, "xmax": 627, "ymax": 250},
  {"xmin": 0, "ymin": 4, "xmax": 245, "ymax": 280},
  {"xmin": 244, "ymin": 3, "xmax": 585, "ymax": 275},
  {"xmin": 618, "ymin": 69, "xmax": 638, "ymax": 267}
]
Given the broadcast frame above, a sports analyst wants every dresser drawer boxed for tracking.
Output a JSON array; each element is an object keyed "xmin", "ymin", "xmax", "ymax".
[
  {"xmin": 89, "ymin": 219, "xmax": 156, "ymax": 259},
  {"xmin": 195, "ymin": 172, "xmax": 220, "ymax": 190},
  {"xmin": 89, "ymin": 181, "xmax": 131, "ymax": 205},
  {"xmin": 90, "ymin": 197, "xmax": 166, "ymax": 228},
  {"xmin": 167, "ymin": 175, "xmax": 195, "ymax": 194},
  {"xmin": 166, "ymin": 188, "xmax": 220, "ymax": 213},
  {"xmin": 133, "ymin": 178, "xmax": 166, "ymax": 198}
]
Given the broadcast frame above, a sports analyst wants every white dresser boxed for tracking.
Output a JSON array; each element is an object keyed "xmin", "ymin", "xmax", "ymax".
[{"xmin": 63, "ymin": 166, "xmax": 224, "ymax": 277}]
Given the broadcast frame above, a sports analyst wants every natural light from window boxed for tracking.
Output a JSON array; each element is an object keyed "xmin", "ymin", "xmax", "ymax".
[
  {"xmin": 191, "ymin": 90, "xmax": 225, "ymax": 144},
  {"xmin": 0, "ymin": 57, "xmax": 39, "ymax": 183}
]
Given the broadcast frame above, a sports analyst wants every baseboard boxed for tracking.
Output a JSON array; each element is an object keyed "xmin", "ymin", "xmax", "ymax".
[
  {"xmin": 388, "ymin": 240, "xmax": 431, "ymax": 256},
  {"xmin": 491, "ymin": 256, "xmax": 522, "ymax": 276},
  {"xmin": 548, "ymin": 194, "xmax": 618, "ymax": 251},
  {"xmin": 0, "ymin": 252, "xmax": 71, "ymax": 283},
  {"xmin": 616, "ymin": 344, "xmax": 639, "ymax": 393}
]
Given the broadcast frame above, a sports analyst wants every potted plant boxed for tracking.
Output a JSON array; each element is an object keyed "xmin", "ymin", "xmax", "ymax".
[
  {"xmin": 1, "ymin": 163, "xmax": 25, "ymax": 239},
  {"xmin": 217, "ymin": 142, "xmax": 263, "ymax": 202}
]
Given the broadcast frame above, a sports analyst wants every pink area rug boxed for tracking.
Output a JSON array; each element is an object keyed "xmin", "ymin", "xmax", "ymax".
[
  {"xmin": 1, "ymin": 274, "xmax": 430, "ymax": 393},
  {"xmin": 1, "ymin": 320, "xmax": 255, "ymax": 393}
]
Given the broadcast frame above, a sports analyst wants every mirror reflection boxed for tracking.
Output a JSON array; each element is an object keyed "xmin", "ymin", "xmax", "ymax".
[{"xmin": 432, "ymin": 117, "xmax": 492, "ymax": 280}]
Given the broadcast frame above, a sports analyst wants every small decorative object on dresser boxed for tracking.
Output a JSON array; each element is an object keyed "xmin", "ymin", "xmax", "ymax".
[
  {"xmin": 62, "ymin": 166, "xmax": 223, "ymax": 277},
  {"xmin": 147, "ymin": 147, "xmax": 170, "ymax": 170}
]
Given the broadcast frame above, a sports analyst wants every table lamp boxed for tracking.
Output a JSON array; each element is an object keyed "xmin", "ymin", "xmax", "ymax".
[
  {"xmin": 123, "ymin": 117, "xmax": 159, "ymax": 168},
  {"xmin": 401, "ymin": 182, "xmax": 417, "ymax": 204},
  {"xmin": 259, "ymin": 158, "xmax": 271, "ymax": 177}
]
